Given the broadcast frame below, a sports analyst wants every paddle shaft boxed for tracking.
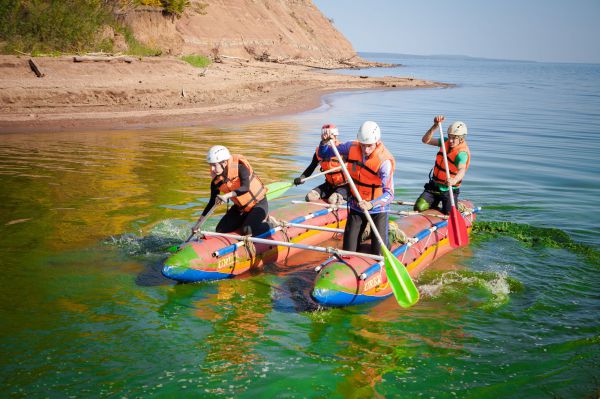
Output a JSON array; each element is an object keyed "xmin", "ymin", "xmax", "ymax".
[
  {"xmin": 328, "ymin": 140, "xmax": 387, "ymax": 248},
  {"xmin": 437, "ymin": 122, "xmax": 471, "ymax": 248},
  {"xmin": 300, "ymin": 166, "xmax": 342, "ymax": 183},
  {"xmin": 437, "ymin": 122, "xmax": 457, "ymax": 207},
  {"xmin": 185, "ymin": 204, "xmax": 218, "ymax": 243},
  {"xmin": 204, "ymin": 230, "xmax": 383, "ymax": 261}
]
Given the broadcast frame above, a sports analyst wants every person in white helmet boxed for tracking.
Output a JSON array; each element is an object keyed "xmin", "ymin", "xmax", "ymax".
[
  {"xmin": 317, "ymin": 121, "xmax": 396, "ymax": 256},
  {"xmin": 193, "ymin": 145, "xmax": 271, "ymax": 237},
  {"xmin": 293, "ymin": 123, "xmax": 349, "ymax": 205},
  {"xmin": 414, "ymin": 115, "xmax": 471, "ymax": 214}
]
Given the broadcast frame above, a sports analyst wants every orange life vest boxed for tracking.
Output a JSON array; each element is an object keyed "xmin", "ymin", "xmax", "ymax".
[
  {"xmin": 347, "ymin": 141, "xmax": 395, "ymax": 201},
  {"xmin": 212, "ymin": 154, "xmax": 267, "ymax": 212},
  {"xmin": 432, "ymin": 141, "xmax": 470, "ymax": 187},
  {"xmin": 315, "ymin": 140, "xmax": 347, "ymax": 187}
]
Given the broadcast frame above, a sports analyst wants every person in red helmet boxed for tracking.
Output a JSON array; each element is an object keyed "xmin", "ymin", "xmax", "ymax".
[
  {"xmin": 293, "ymin": 124, "xmax": 349, "ymax": 204},
  {"xmin": 414, "ymin": 115, "xmax": 471, "ymax": 215}
]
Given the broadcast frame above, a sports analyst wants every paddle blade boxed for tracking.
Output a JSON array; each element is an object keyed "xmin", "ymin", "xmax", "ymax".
[
  {"xmin": 167, "ymin": 244, "xmax": 180, "ymax": 253},
  {"xmin": 266, "ymin": 181, "xmax": 294, "ymax": 201},
  {"xmin": 448, "ymin": 206, "xmax": 469, "ymax": 248},
  {"xmin": 382, "ymin": 245, "xmax": 420, "ymax": 308}
]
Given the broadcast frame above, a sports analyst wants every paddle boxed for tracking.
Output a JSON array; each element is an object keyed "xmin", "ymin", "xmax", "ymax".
[
  {"xmin": 264, "ymin": 166, "xmax": 343, "ymax": 201},
  {"xmin": 328, "ymin": 140, "xmax": 419, "ymax": 308},
  {"xmin": 437, "ymin": 122, "xmax": 469, "ymax": 248}
]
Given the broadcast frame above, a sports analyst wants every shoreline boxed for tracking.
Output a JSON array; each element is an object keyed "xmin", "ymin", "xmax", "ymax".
[{"xmin": 0, "ymin": 55, "xmax": 450, "ymax": 134}]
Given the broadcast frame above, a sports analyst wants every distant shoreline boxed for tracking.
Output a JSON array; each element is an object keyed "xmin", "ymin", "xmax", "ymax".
[{"xmin": 0, "ymin": 55, "xmax": 449, "ymax": 134}]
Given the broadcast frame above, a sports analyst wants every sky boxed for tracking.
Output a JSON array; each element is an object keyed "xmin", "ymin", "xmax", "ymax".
[{"xmin": 312, "ymin": 0, "xmax": 600, "ymax": 64}]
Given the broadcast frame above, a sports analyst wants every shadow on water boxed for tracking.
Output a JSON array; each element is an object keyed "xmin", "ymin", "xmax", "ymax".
[{"xmin": 265, "ymin": 266, "xmax": 323, "ymax": 313}]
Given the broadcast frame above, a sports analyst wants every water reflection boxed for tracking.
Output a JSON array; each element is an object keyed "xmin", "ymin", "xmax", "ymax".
[{"xmin": 0, "ymin": 121, "xmax": 302, "ymax": 256}]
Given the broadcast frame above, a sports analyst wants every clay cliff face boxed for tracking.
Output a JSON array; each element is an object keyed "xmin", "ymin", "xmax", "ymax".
[{"xmin": 120, "ymin": 0, "xmax": 357, "ymax": 61}]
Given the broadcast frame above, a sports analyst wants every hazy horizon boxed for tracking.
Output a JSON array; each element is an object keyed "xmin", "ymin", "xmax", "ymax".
[{"xmin": 314, "ymin": 0, "xmax": 600, "ymax": 65}]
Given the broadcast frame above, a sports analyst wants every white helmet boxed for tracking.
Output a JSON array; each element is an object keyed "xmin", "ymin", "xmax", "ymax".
[
  {"xmin": 357, "ymin": 121, "xmax": 381, "ymax": 144},
  {"xmin": 206, "ymin": 145, "xmax": 231, "ymax": 164},
  {"xmin": 447, "ymin": 121, "xmax": 467, "ymax": 136},
  {"xmin": 321, "ymin": 123, "xmax": 339, "ymax": 136}
]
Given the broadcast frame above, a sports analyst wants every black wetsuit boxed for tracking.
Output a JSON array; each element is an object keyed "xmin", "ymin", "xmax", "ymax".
[
  {"xmin": 298, "ymin": 152, "xmax": 349, "ymax": 201},
  {"xmin": 202, "ymin": 163, "xmax": 270, "ymax": 236}
]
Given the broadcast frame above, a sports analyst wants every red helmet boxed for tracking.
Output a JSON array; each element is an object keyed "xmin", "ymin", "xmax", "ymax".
[{"xmin": 321, "ymin": 124, "xmax": 339, "ymax": 136}]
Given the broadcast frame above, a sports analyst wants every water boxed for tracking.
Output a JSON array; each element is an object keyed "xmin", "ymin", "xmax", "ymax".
[{"xmin": 1, "ymin": 54, "xmax": 599, "ymax": 398}]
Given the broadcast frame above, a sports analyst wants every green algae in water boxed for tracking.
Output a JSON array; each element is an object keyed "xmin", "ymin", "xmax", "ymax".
[{"xmin": 473, "ymin": 221, "xmax": 599, "ymax": 265}]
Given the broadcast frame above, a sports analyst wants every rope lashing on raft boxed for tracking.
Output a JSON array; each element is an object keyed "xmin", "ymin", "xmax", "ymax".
[
  {"xmin": 273, "ymin": 216, "xmax": 293, "ymax": 259},
  {"xmin": 242, "ymin": 234, "xmax": 257, "ymax": 259}
]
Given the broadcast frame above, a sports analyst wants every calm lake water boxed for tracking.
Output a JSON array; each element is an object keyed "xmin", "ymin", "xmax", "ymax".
[{"xmin": 1, "ymin": 53, "xmax": 599, "ymax": 398}]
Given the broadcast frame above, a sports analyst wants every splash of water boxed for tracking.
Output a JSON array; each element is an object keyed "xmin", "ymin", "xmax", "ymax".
[
  {"xmin": 104, "ymin": 219, "xmax": 189, "ymax": 255},
  {"xmin": 418, "ymin": 270, "xmax": 523, "ymax": 310}
]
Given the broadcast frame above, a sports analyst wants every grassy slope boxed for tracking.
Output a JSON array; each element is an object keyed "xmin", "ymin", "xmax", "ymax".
[{"xmin": 0, "ymin": 0, "xmax": 190, "ymax": 55}]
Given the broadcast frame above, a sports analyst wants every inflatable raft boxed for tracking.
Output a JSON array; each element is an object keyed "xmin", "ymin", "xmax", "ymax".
[
  {"xmin": 162, "ymin": 201, "xmax": 348, "ymax": 282},
  {"xmin": 311, "ymin": 201, "xmax": 480, "ymax": 307}
]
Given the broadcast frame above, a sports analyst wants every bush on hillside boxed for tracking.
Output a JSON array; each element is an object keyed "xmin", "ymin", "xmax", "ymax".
[
  {"xmin": 132, "ymin": 0, "xmax": 191, "ymax": 17},
  {"xmin": 161, "ymin": 0, "xmax": 190, "ymax": 17},
  {"xmin": 0, "ymin": 0, "xmax": 167, "ymax": 55},
  {"xmin": 0, "ymin": 0, "xmax": 114, "ymax": 54},
  {"xmin": 181, "ymin": 54, "xmax": 211, "ymax": 68}
]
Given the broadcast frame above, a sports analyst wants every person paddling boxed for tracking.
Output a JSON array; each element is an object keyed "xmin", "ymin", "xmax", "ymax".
[
  {"xmin": 414, "ymin": 115, "xmax": 471, "ymax": 214},
  {"xmin": 293, "ymin": 124, "xmax": 349, "ymax": 205},
  {"xmin": 318, "ymin": 121, "xmax": 395, "ymax": 256},
  {"xmin": 192, "ymin": 145, "xmax": 271, "ymax": 237}
]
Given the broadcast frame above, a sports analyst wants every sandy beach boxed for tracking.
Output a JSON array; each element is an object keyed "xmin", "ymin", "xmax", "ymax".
[{"xmin": 0, "ymin": 55, "xmax": 447, "ymax": 133}]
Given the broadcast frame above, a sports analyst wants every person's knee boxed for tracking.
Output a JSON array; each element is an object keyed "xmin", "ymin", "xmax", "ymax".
[
  {"xmin": 328, "ymin": 192, "xmax": 344, "ymax": 204},
  {"xmin": 414, "ymin": 197, "xmax": 430, "ymax": 212},
  {"xmin": 215, "ymin": 220, "xmax": 228, "ymax": 233},
  {"xmin": 241, "ymin": 225, "xmax": 253, "ymax": 236},
  {"xmin": 306, "ymin": 190, "xmax": 320, "ymax": 202}
]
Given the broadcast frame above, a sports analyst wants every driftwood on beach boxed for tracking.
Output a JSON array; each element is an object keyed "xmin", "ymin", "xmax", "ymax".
[
  {"xmin": 73, "ymin": 55, "xmax": 135, "ymax": 63},
  {"xmin": 28, "ymin": 58, "xmax": 45, "ymax": 77}
]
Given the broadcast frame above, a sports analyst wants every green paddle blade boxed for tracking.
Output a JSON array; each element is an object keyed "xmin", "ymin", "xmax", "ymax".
[
  {"xmin": 266, "ymin": 181, "xmax": 294, "ymax": 201},
  {"xmin": 382, "ymin": 245, "xmax": 420, "ymax": 308}
]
